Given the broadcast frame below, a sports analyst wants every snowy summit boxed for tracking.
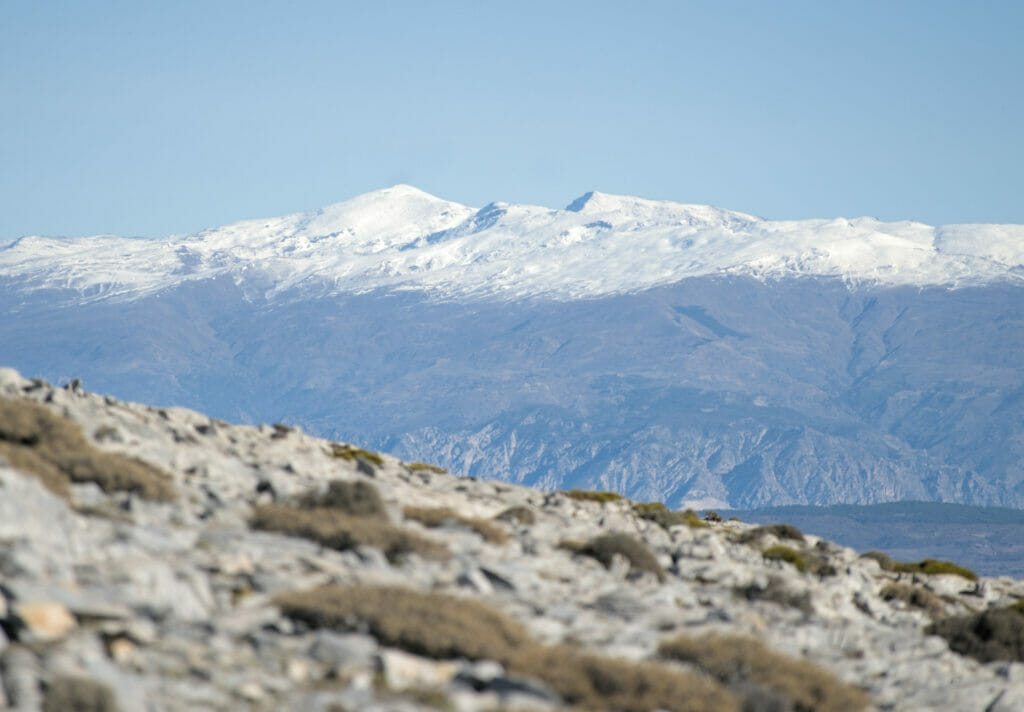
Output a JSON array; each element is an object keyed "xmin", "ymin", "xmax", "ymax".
[{"xmin": 2, "ymin": 185, "xmax": 1023, "ymax": 302}]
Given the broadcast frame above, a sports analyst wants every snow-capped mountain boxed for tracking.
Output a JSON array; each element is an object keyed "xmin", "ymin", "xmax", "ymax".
[
  {"xmin": 2, "ymin": 185, "xmax": 1022, "ymax": 303},
  {"xmin": 2, "ymin": 187, "xmax": 1022, "ymax": 510}
]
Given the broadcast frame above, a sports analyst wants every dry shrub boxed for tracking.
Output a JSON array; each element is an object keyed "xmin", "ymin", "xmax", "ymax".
[
  {"xmin": 511, "ymin": 644, "xmax": 739, "ymax": 712},
  {"xmin": 44, "ymin": 675, "xmax": 118, "ymax": 712},
  {"xmin": 276, "ymin": 584, "xmax": 739, "ymax": 712},
  {"xmin": 892, "ymin": 558, "xmax": 977, "ymax": 581},
  {"xmin": 277, "ymin": 584, "xmax": 529, "ymax": 660},
  {"xmin": 659, "ymin": 633, "xmax": 870, "ymax": 712},
  {"xmin": 736, "ymin": 577, "xmax": 813, "ymax": 615},
  {"xmin": 571, "ymin": 533, "xmax": 666, "ymax": 582},
  {"xmin": 0, "ymin": 398, "xmax": 174, "ymax": 501},
  {"xmin": 299, "ymin": 479, "xmax": 387, "ymax": 517},
  {"xmin": 927, "ymin": 607, "xmax": 1024, "ymax": 663},
  {"xmin": 251, "ymin": 504, "xmax": 448, "ymax": 562},
  {"xmin": 632, "ymin": 502, "xmax": 707, "ymax": 530},
  {"xmin": 859, "ymin": 550, "xmax": 894, "ymax": 571},
  {"xmin": 879, "ymin": 582, "xmax": 946, "ymax": 618},
  {"xmin": 561, "ymin": 489, "xmax": 624, "ymax": 503},
  {"xmin": 403, "ymin": 506, "xmax": 508, "ymax": 544},
  {"xmin": 739, "ymin": 523, "xmax": 805, "ymax": 544},
  {"xmin": 494, "ymin": 505, "xmax": 536, "ymax": 525}
]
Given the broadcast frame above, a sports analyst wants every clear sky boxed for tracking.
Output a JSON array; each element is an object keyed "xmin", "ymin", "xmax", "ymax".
[{"xmin": 2, "ymin": 0, "xmax": 1023, "ymax": 239}]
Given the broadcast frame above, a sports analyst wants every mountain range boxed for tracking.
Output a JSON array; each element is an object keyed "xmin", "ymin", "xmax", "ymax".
[{"xmin": 2, "ymin": 185, "xmax": 1022, "ymax": 509}]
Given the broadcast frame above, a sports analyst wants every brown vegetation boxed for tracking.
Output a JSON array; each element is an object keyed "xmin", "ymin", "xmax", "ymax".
[
  {"xmin": 403, "ymin": 506, "xmax": 508, "ymax": 544},
  {"xmin": 276, "ymin": 584, "xmax": 740, "ymax": 712},
  {"xmin": 561, "ymin": 489, "xmax": 624, "ymax": 503},
  {"xmin": 494, "ymin": 505, "xmax": 536, "ymax": 525},
  {"xmin": 0, "ymin": 398, "xmax": 174, "ymax": 501},
  {"xmin": 736, "ymin": 577, "xmax": 813, "ymax": 614},
  {"xmin": 299, "ymin": 479, "xmax": 387, "ymax": 517},
  {"xmin": 659, "ymin": 632, "xmax": 870, "ymax": 712},
  {"xmin": 739, "ymin": 523, "xmax": 805, "ymax": 544},
  {"xmin": 879, "ymin": 582, "xmax": 946, "ymax": 618},
  {"xmin": 251, "ymin": 504, "xmax": 447, "ymax": 562},
  {"xmin": 566, "ymin": 533, "xmax": 666, "ymax": 582},
  {"xmin": 632, "ymin": 502, "xmax": 707, "ymax": 530},
  {"xmin": 44, "ymin": 675, "xmax": 119, "ymax": 712},
  {"xmin": 406, "ymin": 461, "xmax": 447, "ymax": 474}
]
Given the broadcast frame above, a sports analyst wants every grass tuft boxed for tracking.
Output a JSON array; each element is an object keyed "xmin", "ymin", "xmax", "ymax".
[
  {"xmin": 0, "ymin": 398, "xmax": 174, "ymax": 501},
  {"xmin": 406, "ymin": 462, "xmax": 447, "ymax": 474},
  {"xmin": 276, "ymin": 584, "xmax": 740, "ymax": 712},
  {"xmin": 561, "ymin": 489, "xmax": 624, "ymax": 503},
  {"xmin": 659, "ymin": 633, "xmax": 870, "ymax": 712},
  {"xmin": 403, "ymin": 506, "xmax": 508, "ymax": 544}
]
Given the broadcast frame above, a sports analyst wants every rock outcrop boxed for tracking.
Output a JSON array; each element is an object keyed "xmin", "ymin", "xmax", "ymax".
[{"xmin": 0, "ymin": 368, "xmax": 1022, "ymax": 711}]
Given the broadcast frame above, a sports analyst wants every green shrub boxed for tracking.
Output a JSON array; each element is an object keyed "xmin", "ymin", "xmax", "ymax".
[
  {"xmin": 251, "ymin": 504, "xmax": 448, "ymax": 562},
  {"xmin": 44, "ymin": 675, "xmax": 118, "ymax": 712},
  {"xmin": 329, "ymin": 443, "xmax": 384, "ymax": 466},
  {"xmin": 494, "ymin": 505, "xmax": 536, "ymax": 525},
  {"xmin": 762, "ymin": 545, "xmax": 808, "ymax": 573},
  {"xmin": 927, "ymin": 607, "xmax": 1024, "ymax": 663},
  {"xmin": 403, "ymin": 506, "xmax": 508, "ymax": 544},
  {"xmin": 568, "ymin": 533, "xmax": 666, "ymax": 582},
  {"xmin": 1009, "ymin": 600, "xmax": 1024, "ymax": 616},
  {"xmin": 659, "ymin": 633, "xmax": 870, "ymax": 712},
  {"xmin": 879, "ymin": 582, "xmax": 946, "ymax": 618},
  {"xmin": 703, "ymin": 510, "xmax": 722, "ymax": 522},
  {"xmin": 561, "ymin": 489, "xmax": 624, "ymax": 503},
  {"xmin": 632, "ymin": 502, "xmax": 708, "ymax": 530},
  {"xmin": 0, "ymin": 398, "xmax": 174, "ymax": 501},
  {"xmin": 892, "ymin": 558, "xmax": 977, "ymax": 581},
  {"xmin": 277, "ymin": 584, "xmax": 740, "ymax": 712}
]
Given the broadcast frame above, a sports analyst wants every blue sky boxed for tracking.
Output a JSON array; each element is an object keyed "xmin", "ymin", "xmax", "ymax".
[{"xmin": 2, "ymin": 0, "xmax": 1022, "ymax": 238}]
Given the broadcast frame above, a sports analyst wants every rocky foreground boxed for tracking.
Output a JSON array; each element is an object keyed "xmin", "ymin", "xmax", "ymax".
[{"xmin": 0, "ymin": 368, "xmax": 1022, "ymax": 712}]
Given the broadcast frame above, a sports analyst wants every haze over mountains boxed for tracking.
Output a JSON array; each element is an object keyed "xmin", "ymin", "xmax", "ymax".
[{"xmin": 2, "ymin": 186, "xmax": 1022, "ymax": 510}]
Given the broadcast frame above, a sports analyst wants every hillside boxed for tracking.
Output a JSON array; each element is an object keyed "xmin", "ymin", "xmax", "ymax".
[{"xmin": 1, "ymin": 369, "xmax": 1023, "ymax": 711}]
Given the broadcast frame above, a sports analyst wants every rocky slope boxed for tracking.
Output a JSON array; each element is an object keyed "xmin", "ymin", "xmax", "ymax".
[{"xmin": 1, "ymin": 369, "xmax": 1023, "ymax": 711}]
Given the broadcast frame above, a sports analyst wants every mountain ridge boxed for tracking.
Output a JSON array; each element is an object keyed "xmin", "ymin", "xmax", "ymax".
[{"xmin": 2, "ymin": 186, "xmax": 1022, "ymax": 303}]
